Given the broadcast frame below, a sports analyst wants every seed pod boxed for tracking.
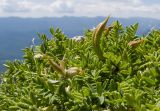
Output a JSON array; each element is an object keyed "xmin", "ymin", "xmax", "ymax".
[
  {"xmin": 93, "ymin": 16, "xmax": 110, "ymax": 61},
  {"xmin": 65, "ymin": 67, "xmax": 83, "ymax": 78},
  {"xmin": 43, "ymin": 54, "xmax": 66, "ymax": 75},
  {"xmin": 43, "ymin": 54, "xmax": 84, "ymax": 78},
  {"xmin": 104, "ymin": 25, "xmax": 113, "ymax": 37},
  {"xmin": 128, "ymin": 39, "xmax": 145, "ymax": 47},
  {"xmin": 48, "ymin": 59, "xmax": 65, "ymax": 75}
]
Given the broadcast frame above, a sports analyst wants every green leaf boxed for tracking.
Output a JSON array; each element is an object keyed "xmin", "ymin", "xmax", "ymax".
[
  {"xmin": 99, "ymin": 95, "xmax": 105, "ymax": 105},
  {"xmin": 50, "ymin": 27, "xmax": 54, "ymax": 35}
]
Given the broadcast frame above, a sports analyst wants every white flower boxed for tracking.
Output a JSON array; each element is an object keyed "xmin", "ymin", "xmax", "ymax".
[
  {"xmin": 71, "ymin": 36, "xmax": 84, "ymax": 42},
  {"xmin": 65, "ymin": 86, "xmax": 70, "ymax": 93},
  {"xmin": 48, "ymin": 79, "xmax": 59, "ymax": 84},
  {"xmin": 34, "ymin": 54, "xmax": 44, "ymax": 59}
]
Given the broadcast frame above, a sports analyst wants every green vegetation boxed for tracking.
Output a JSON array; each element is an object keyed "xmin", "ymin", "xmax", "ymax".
[{"xmin": 0, "ymin": 18, "xmax": 160, "ymax": 111}]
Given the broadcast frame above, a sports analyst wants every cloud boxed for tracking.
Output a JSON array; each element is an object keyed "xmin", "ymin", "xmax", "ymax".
[
  {"xmin": 50, "ymin": 1, "xmax": 74, "ymax": 13},
  {"xmin": 0, "ymin": 0, "xmax": 31, "ymax": 12},
  {"xmin": 0, "ymin": 0, "xmax": 74, "ymax": 14},
  {"xmin": 71, "ymin": 0, "xmax": 160, "ymax": 18},
  {"xmin": 0, "ymin": 0, "xmax": 160, "ymax": 19}
]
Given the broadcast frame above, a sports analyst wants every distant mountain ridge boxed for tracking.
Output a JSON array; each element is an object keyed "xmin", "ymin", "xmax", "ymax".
[{"xmin": 0, "ymin": 16, "xmax": 160, "ymax": 71}]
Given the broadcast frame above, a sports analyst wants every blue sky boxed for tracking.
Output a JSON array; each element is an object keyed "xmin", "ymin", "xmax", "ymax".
[
  {"xmin": 0, "ymin": 0, "xmax": 160, "ymax": 19},
  {"xmin": 144, "ymin": 0, "xmax": 160, "ymax": 4}
]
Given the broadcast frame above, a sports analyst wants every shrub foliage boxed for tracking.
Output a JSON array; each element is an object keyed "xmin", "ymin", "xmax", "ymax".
[{"xmin": 0, "ymin": 18, "xmax": 160, "ymax": 111}]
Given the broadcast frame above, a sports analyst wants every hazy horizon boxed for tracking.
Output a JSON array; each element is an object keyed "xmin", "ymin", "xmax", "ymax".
[{"xmin": 0, "ymin": 15, "xmax": 159, "ymax": 19}]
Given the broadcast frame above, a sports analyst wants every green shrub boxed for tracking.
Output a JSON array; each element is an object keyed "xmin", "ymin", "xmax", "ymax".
[{"xmin": 0, "ymin": 17, "xmax": 160, "ymax": 111}]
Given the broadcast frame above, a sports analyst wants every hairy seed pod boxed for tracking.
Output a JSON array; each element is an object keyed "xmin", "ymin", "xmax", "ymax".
[
  {"xmin": 48, "ymin": 59, "xmax": 65, "ymax": 75},
  {"xmin": 128, "ymin": 39, "xmax": 145, "ymax": 47},
  {"xmin": 65, "ymin": 67, "xmax": 83, "ymax": 78},
  {"xmin": 104, "ymin": 25, "xmax": 114, "ymax": 37},
  {"xmin": 43, "ymin": 54, "xmax": 66, "ymax": 75},
  {"xmin": 93, "ymin": 16, "xmax": 110, "ymax": 61},
  {"xmin": 43, "ymin": 54, "xmax": 84, "ymax": 78}
]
